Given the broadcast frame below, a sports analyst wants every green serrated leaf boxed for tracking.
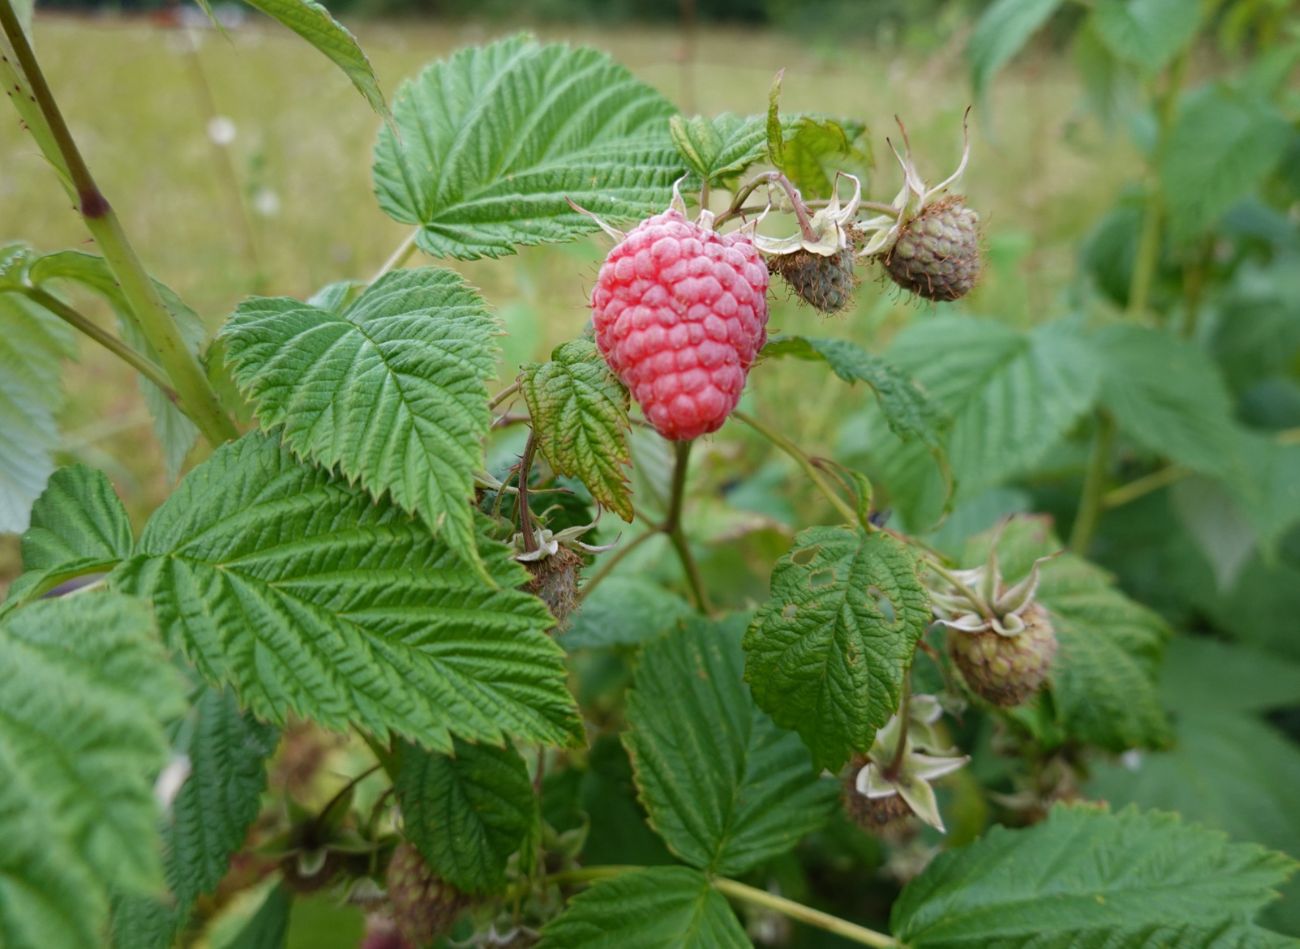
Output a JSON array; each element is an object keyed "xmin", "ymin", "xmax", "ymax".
[
  {"xmin": 892, "ymin": 804, "xmax": 1298, "ymax": 948},
  {"xmin": 777, "ymin": 116, "xmax": 871, "ymax": 201},
  {"xmin": 373, "ymin": 36, "xmax": 681, "ymax": 260},
  {"xmin": 1095, "ymin": 324, "xmax": 1246, "ymax": 485},
  {"xmin": 1160, "ymin": 85, "xmax": 1292, "ymax": 242},
  {"xmin": 0, "ymin": 293, "xmax": 74, "ymax": 533},
  {"xmin": 220, "ymin": 268, "xmax": 498, "ymax": 571},
  {"xmin": 744, "ymin": 526, "xmax": 930, "ymax": 772},
  {"xmin": 0, "ymin": 594, "xmax": 187, "ymax": 949},
  {"xmin": 766, "ymin": 70, "xmax": 785, "ymax": 170},
  {"xmin": 110, "ymin": 891, "xmax": 187, "ymax": 949},
  {"xmin": 1091, "ymin": 0, "xmax": 1204, "ymax": 75},
  {"xmin": 559, "ymin": 575, "xmax": 692, "ymax": 651},
  {"xmin": 239, "ymin": 0, "xmax": 388, "ymax": 120},
  {"xmin": 969, "ymin": 516, "xmax": 1171, "ymax": 751},
  {"xmin": 762, "ymin": 335, "xmax": 946, "ymax": 449},
  {"xmin": 969, "ymin": 0, "xmax": 1065, "ymax": 106},
  {"xmin": 625, "ymin": 616, "xmax": 836, "ymax": 875},
  {"xmin": 111, "ymin": 432, "xmax": 583, "ymax": 752},
  {"xmin": 521, "ymin": 338, "xmax": 634, "ymax": 522},
  {"xmin": 537, "ymin": 866, "xmax": 748, "ymax": 949},
  {"xmin": 29, "ymin": 251, "xmax": 204, "ymax": 480},
  {"xmin": 395, "ymin": 738, "xmax": 535, "ymax": 894},
  {"xmin": 166, "ymin": 687, "xmax": 278, "ymax": 908}
]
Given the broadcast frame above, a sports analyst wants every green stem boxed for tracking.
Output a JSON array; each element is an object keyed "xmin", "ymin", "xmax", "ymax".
[
  {"xmin": 712, "ymin": 877, "xmax": 900, "ymax": 948},
  {"xmin": 21, "ymin": 287, "xmax": 176, "ymax": 400},
  {"xmin": 664, "ymin": 440, "xmax": 712, "ymax": 613},
  {"xmin": 734, "ymin": 410, "xmax": 858, "ymax": 525},
  {"xmin": 518, "ymin": 430, "xmax": 538, "ymax": 554},
  {"xmin": 370, "ymin": 229, "xmax": 419, "ymax": 283},
  {"xmin": 0, "ymin": 0, "xmax": 238, "ymax": 447},
  {"xmin": 1101, "ymin": 464, "xmax": 1187, "ymax": 509},
  {"xmin": 577, "ymin": 528, "xmax": 660, "ymax": 605},
  {"xmin": 357, "ymin": 729, "xmax": 399, "ymax": 781},
  {"xmin": 1127, "ymin": 50, "xmax": 1189, "ymax": 320},
  {"xmin": 1068, "ymin": 412, "xmax": 1114, "ymax": 554}
]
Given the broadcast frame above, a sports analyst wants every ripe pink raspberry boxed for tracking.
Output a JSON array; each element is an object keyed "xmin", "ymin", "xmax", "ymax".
[{"xmin": 591, "ymin": 209, "xmax": 769, "ymax": 441}]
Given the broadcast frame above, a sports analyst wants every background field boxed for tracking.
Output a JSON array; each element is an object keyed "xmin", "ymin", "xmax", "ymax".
[{"xmin": 0, "ymin": 14, "xmax": 1129, "ymax": 586}]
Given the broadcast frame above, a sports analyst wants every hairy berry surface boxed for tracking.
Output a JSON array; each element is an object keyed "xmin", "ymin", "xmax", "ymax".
[
  {"xmin": 949, "ymin": 602, "xmax": 1057, "ymax": 707},
  {"xmin": 592, "ymin": 209, "xmax": 769, "ymax": 440},
  {"xmin": 884, "ymin": 195, "xmax": 980, "ymax": 301}
]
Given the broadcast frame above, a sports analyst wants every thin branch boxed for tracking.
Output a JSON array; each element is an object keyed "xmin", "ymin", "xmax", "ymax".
[
  {"xmin": 518, "ymin": 430, "xmax": 539, "ymax": 553},
  {"xmin": 664, "ymin": 439, "xmax": 712, "ymax": 613},
  {"xmin": 370, "ymin": 229, "xmax": 419, "ymax": 284},
  {"xmin": 1069, "ymin": 412, "xmax": 1114, "ymax": 554},
  {"xmin": 733, "ymin": 410, "xmax": 858, "ymax": 525}
]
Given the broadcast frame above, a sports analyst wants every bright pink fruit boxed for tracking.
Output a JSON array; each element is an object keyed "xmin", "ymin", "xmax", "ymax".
[{"xmin": 591, "ymin": 209, "xmax": 770, "ymax": 441}]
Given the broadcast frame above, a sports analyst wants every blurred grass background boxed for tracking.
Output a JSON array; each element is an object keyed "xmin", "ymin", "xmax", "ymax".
[{"xmin": 0, "ymin": 12, "xmax": 1132, "ymax": 584}]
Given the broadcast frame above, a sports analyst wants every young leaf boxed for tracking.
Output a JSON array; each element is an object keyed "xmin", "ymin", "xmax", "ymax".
[
  {"xmin": 238, "ymin": 0, "xmax": 388, "ymax": 120},
  {"xmin": 776, "ymin": 116, "xmax": 871, "ymax": 201},
  {"xmin": 6, "ymin": 464, "xmax": 133, "ymax": 606},
  {"xmin": 395, "ymin": 739, "xmax": 535, "ymax": 894},
  {"xmin": 1094, "ymin": 324, "xmax": 1246, "ymax": 484},
  {"xmin": 969, "ymin": 0, "xmax": 1064, "ymax": 105},
  {"xmin": 0, "ymin": 293, "xmax": 74, "ymax": 533},
  {"xmin": 1090, "ymin": 0, "xmax": 1204, "ymax": 76},
  {"xmin": 29, "ymin": 251, "xmax": 204, "ymax": 479},
  {"xmin": 0, "ymin": 594, "xmax": 187, "ymax": 948},
  {"xmin": 521, "ymin": 338, "xmax": 634, "ymax": 522},
  {"xmin": 669, "ymin": 113, "xmax": 772, "ymax": 187},
  {"xmin": 111, "ymin": 433, "xmax": 583, "ymax": 753},
  {"xmin": 744, "ymin": 526, "xmax": 930, "ymax": 772},
  {"xmin": 537, "ymin": 866, "xmax": 749, "ymax": 949},
  {"xmin": 221, "ymin": 268, "xmax": 498, "ymax": 571},
  {"xmin": 1160, "ymin": 85, "xmax": 1292, "ymax": 242},
  {"xmin": 560, "ymin": 575, "xmax": 692, "ymax": 651},
  {"xmin": 968, "ymin": 516, "xmax": 1172, "ymax": 751},
  {"xmin": 625, "ymin": 616, "xmax": 837, "ymax": 875},
  {"xmin": 762, "ymin": 335, "xmax": 946, "ymax": 449},
  {"xmin": 373, "ymin": 36, "xmax": 681, "ymax": 259},
  {"xmin": 165, "ymin": 687, "xmax": 279, "ymax": 908},
  {"xmin": 891, "ymin": 804, "xmax": 1298, "ymax": 947}
]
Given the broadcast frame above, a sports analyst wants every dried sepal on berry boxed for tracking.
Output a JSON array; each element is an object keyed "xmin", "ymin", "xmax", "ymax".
[
  {"xmin": 514, "ymin": 518, "xmax": 613, "ymax": 628},
  {"xmin": 756, "ymin": 173, "xmax": 863, "ymax": 313},
  {"xmin": 857, "ymin": 112, "xmax": 981, "ymax": 302}
]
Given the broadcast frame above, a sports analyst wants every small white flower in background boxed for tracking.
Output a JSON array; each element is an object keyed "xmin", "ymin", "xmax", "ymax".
[
  {"xmin": 1121, "ymin": 749, "xmax": 1144, "ymax": 771},
  {"xmin": 253, "ymin": 187, "xmax": 281, "ymax": 218},
  {"xmin": 207, "ymin": 116, "xmax": 237, "ymax": 147},
  {"xmin": 154, "ymin": 753, "xmax": 192, "ymax": 811}
]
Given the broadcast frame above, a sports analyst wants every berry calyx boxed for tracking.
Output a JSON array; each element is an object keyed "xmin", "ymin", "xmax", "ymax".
[
  {"xmin": 590, "ymin": 206, "xmax": 769, "ymax": 441},
  {"xmin": 385, "ymin": 842, "xmax": 469, "ymax": 948},
  {"xmin": 883, "ymin": 196, "xmax": 980, "ymax": 302}
]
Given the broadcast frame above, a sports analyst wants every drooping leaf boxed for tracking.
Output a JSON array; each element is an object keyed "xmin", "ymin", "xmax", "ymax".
[
  {"xmin": 221, "ymin": 268, "xmax": 498, "ymax": 571},
  {"xmin": 1091, "ymin": 0, "xmax": 1204, "ymax": 75},
  {"xmin": 537, "ymin": 866, "xmax": 748, "ymax": 949},
  {"xmin": 111, "ymin": 433, "xmax": 583, "ymax": 752},
  {"xmin": 625, "ymin": 616, "xmax": 836, "ymax": 875},
  {"xmin": 762, "ymin": 335, "xmax": 946, "ymax": 449},
  {"xmin": 28, "ymin": 251, "xmax": 204, "ymax": 479},
  {"xmin": 560, "ymin": 576, "xmax": 693, "ymax": 651},
  {"xmin": 1094, "ymin": 324, "xmax": 1246, "ymax": 485},
  {"xmin": 165, "ymin": 687, "xmax": 279, "ymax": 908},
  {"xmin": 744, "ymin": 526, "xmax": 930, "ymax": 772},
  {"xmin": 892, "ymin": 804, "xmax": 1298, "ymax": 948},
  {"xmin": 0, "ymin": 293, "xmax": 74, "ymax": 533},
  {"xmin": 969, "ymin": 0, "xmax": 1065, "ymax": 105},
  {"xmin": 521, "ymin": 338, "xmax": 634, "ymax": 522},
  {"xmin": 1160, "ymin": 85, "xmax": 1293, "ymax": 241},
  {"xmin": 968, "ymin": 516, "xmax": 1172, "ymax": 751},
  {"xmin": 238, "ymin": 0, "xmax": 388, "ymax": 120},
  {"xmin": 373, "ymin": 36, "xmax": 681, "ymax": 260},
  {"xmin": 0, "ymin": 594, "xmax": 187, "ymax": 949},
  {"xmin": 776, "ymin": 116, "xmax": 872, "ymax": 200},
  {"xmin": 395, "ymin": 738, "xmax": 535, "ymax": 894}
]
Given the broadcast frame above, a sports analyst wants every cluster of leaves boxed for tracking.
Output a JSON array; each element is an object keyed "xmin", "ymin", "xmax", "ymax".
[{"xmin": 1, "ymin": 0, "xmax": 1299, "ymax": 946}]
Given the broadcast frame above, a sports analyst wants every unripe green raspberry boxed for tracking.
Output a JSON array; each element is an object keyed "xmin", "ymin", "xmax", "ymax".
[
  {"xmin": 385, "ymin": 842, "xmax": 469, "ymax": 947},
  {"xmin": 525, "ymin": 545, "xmax": 583, "ymax": 629},
  {"xmin": 768, "ymin": 247, "xmax": 857, "ymax": 313},
  {"xmin": 884, "ymin": 196, "xmax": 980, "ymax": 302},
  {"xmin": 841, "ymin": 755, "xmax": 913, "ymax": 835},
  {"xmin": 948, "ymin": 602, "xmax": 1057, "ymax": 706}
]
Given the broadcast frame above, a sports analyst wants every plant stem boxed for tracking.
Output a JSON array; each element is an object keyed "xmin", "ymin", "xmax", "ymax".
[
  {"xmin": 1127, "ymin": 49, "xmax": 1189, "ymax": 320},
  {"xmin": 664, "ymin": 439, "xmax": 712, "ymax": 613},
  {"xmin": 1068, "ymin": 412, "xmax": 1114, "ymax": 554},
  {"xmin": 371, "ymin": 229, "xmax": 419, "ymax": 283},
  {"xmin": 489, "ymin": 379, "xmax": 522, "ymax": 411},
  {"xmin": 0, "ymin": 0, "xmax": 238, "ymax": 447},
  {"xmin": 518, "ymin": 430, "xmax": 538, "ymax": 553},
  {"xmin": 734, "ymin": 410, "xmax": 859, "ymax": 525},
  {"xmin": 859, "ymin": 200, "xmax": 902, "ymax": 218},
  {"xmin": 577, "ymin": 528, "xmax": 659, "ymax": 605},
  {"xmin": 21, "ymin": 287, "xmax": 176, "ymax": 400},
  {"xmin": 357, "ymin": 729, "xmax": 399, "ymax": 781},
  {"xmin": 1101, "ymin": 464, "xmax": 1187, "ymax": 509},
  {"xmin": 883, "ymin": 678, "xmax": 912, "ymax": 781},
  {"xmin": 712, "ymin": 878, "xmax": 899, "ymax": 948}
]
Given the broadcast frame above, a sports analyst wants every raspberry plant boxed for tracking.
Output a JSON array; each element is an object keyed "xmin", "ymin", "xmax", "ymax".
[{"xmin": 2, "ymin": 1, "xmax": 1299, "ymax": 946}]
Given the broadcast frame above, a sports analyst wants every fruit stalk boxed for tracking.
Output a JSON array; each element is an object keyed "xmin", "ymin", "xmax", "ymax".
[{"xmin": 665, "ymin": 439, "xmax": 713, "ymax": 613}]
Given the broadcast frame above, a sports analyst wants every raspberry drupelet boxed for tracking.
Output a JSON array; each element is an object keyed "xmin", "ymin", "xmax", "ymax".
[{"xmin": 591, "ymin": 209, "xmax": 770, "ymax": 441}]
